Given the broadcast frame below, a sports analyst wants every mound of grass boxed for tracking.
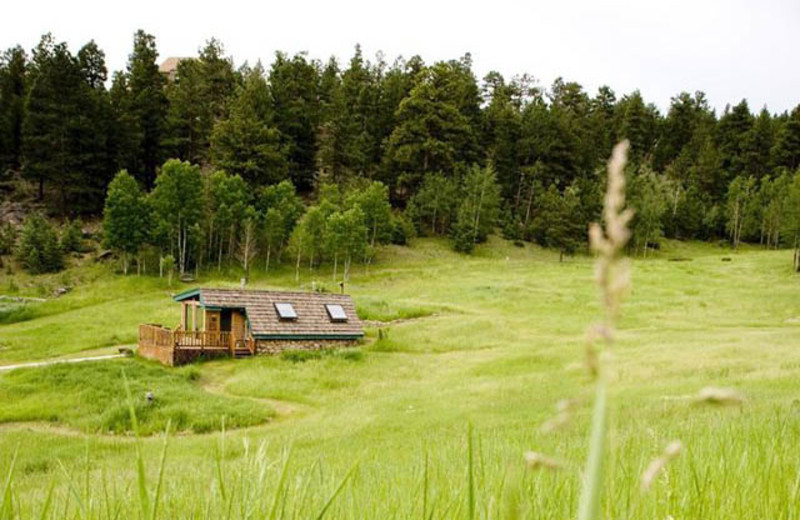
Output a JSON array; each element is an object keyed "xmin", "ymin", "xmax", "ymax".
[
  {"xmin": 356, "ymin": 297, "xmax": 438, "ymax": 322},
  {"xmin": 280, "ymin": 347, "xmax": 364, "ymax": 363},
  {"xmin": 0, "ymin": 358, "xmax": 273, "ymax": 435}
]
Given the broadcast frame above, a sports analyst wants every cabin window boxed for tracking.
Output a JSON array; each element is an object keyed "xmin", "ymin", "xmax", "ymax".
[
  {"xmin": 325, "ymin": 304, "xmax": 348, "ymax": 322},
  {"xmin": 274, "ymin": 302, "xmax": 297, "ymax": 320}
]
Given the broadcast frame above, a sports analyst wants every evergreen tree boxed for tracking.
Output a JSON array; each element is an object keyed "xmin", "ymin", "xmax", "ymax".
[
  {"xmin": 269, "ymin": 52, "xmax": 320, "ymax": 191},
  {"xmin": 383, "ymin": 64, "xmax": 480, "ymax": 197},
  {"xmin": 772, "ymin": 105, "xmax": 800, "ymax": 171},
  {"xmin": 210, "ymin": 64, "xmax": 287, "ymax": 185},
  {"xmin": 22, "ymin": 35, "xmax": 88, "ymax": 212},
  {"xmin": 126, "ymin": 30, "xmax": 167, "ymax": 187},
  {"xmin": 16, "ymin": 213, "xmax": 64, "ymax": 273},
  {"xmin": 530, "ymin": 184, "xmax": 584, "ymax": 261},
  {"xmin": 0, "ymin": 46, "xmax": 27, "ymax": 173}
]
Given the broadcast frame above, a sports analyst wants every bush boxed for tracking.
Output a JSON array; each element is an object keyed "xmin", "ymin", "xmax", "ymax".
[
  {"xmin": 59, "ymin": 218, "xmax": 85, "ymax": 253},
  {"xmin": 16, "ymin": 214, "xmax": 64, "ymax": 274},
  {"xmin": 391, "ymin": 213, "xmax": 417, "ymax": 245},
  {"xmin": 0, "ymin": 223, "xmax": 17, "ymax": 255}
]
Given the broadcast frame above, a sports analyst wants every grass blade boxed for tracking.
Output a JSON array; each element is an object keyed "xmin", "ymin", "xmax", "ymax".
[
  {"xmin": 1, "ymin": 448, "xmax": 18, "ymax": 519},
  {"xmin": 314, "ymin": 462, "xmax": 358, "ymax": 520},
  {"xmin": 37, "ymin": 479, "xmax": 56, "ymax": 520},
  {"xmin": 467, "ymin": 423, "xmax": 475, "ymax": 520},
  {"xmin": 122, "ymin": 370, "xmax": 150, "ymax": 519},
  {"xmin": 578, "ymin": 381, "xmax": 607, "ymax": 520},
  {"xmin": 268, "ymin": 445, "xmax": 293, "ymax": 520},
  {"xmin": 150, "ymin": 420, "xmax": 171, "ymax": 520}
]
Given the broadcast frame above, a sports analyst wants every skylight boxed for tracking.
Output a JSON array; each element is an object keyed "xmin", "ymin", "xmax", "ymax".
[
  {"xmin": 274, "ymin": 302, "xmax": 297, "ymax": 320},
  {"xmin": 325, "ymin": 304, "xmax": 348, "ymax": 322}
]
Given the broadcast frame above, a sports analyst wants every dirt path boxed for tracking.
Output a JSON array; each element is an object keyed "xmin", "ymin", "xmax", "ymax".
[
  {"xmin": 201, "ymin": 380, "xmax": 308, "ymax": 418},
  {"xmin": 0, "ymin": 353, "xmax": 127, "ymax": 372}
]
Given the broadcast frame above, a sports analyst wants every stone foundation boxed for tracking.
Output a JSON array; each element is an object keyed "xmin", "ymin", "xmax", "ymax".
[
  {"xmin": 139, "ymin": 339, "xmax": 360, "ymax": 366},
  {"xmin": 256, "ymin": 339, "xmax": 359, "ymax": 355}
]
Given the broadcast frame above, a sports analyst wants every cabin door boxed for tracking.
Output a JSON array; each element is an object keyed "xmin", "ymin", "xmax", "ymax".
[{"xmin": 232, "ymin": 311, "xmax": 246, "ymax": 340}]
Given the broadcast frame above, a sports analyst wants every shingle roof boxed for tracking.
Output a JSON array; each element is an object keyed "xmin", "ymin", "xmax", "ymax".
[{"xmin": 174, "ymin": 289, "xmax": 363, "ymax": 338}]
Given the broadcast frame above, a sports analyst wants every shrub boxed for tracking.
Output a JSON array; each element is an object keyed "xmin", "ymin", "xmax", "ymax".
[
  {"xmin": 15, "ymin": 214, "xmax": 64, "ymax": 274},
  {"xmin": 59, "ymin": 218, "xmax": 85, "ymax": 253},
  {"xmin": 0, "ymin": 222, "xmax": 17, "ymax": 255},
  {"xmin": 391, "ymin": 213, "xmax": 417, "ymax": 245}
]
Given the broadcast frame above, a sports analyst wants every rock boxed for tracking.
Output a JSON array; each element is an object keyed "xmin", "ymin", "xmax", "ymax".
[
  {"xmin": 96, "ymin": 249, "xmax": 114, "ymax": 261},
  {"xmin": 53, "ymin": 286, "xmax": 72, "ymax": 297}
]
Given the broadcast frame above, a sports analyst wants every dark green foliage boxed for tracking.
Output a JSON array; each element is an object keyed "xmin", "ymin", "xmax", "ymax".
[
  {"xmin": 3, "ymin": 32, "xmax": 799, "ymax": 262},
  {"xmin": 772, "ymin": 106, "xmax": 800, "ymax": 171},
  {"xmin": 59, "ymin": 218, "xmax": 84, "ymax": 253},
  {"xmin": 0, "ymin": 46, "xmax": 27, "ymax": 174},
  {"xmin": 390, "ymin": 212, "xmax": 416, "ymax": 245},
  {"xmin": 0, "ymin": 222, "xmax": 17, "ymax": 255},
  {"xmin": 125, "ymin": 30, "xmax": 167, "ymax": 187},
  {"xmin": 210, "ymin": 64, "xmax": 287, "ymax": 185},
  {"xmin": 15, "ymin": 213, "xmax": 64, "ymax": 273},
  {"xmin": 22, "ymin": 35, "xmax": 112, "ymax": 214},
  {"xmin": 269, "ymin": 52, "xmax": 320, "ymax": 191},
  {"xmin": 531, "ymin": 184, "xmax": 585, "ymax": 261}
]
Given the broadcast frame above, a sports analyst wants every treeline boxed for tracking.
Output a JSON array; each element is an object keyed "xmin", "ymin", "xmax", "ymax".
[
  {"xmin": 102, "ymin": 161, "xmax": 411, "ymax": 280},
  {"xmin": 3, "ymin": 31, "xmax": 800, "ymax": 264}
]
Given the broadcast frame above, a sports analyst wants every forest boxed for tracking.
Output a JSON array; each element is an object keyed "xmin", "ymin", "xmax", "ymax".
[{"xmin": 3, "ymin": 30, "xmax": 800, "ymax": 275}]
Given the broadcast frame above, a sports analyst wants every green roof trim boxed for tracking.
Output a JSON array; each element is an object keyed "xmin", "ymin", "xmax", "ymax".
[
  {"xmin": 253, "ymin": 333, "xmax": 363, "ymax": 341},
  {"xmin": 172, "ymin": 288, "xmax": 203, "ymax": 303}
]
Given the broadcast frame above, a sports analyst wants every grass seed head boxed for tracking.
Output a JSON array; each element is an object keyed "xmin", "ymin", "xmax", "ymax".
[
  {"xmin": 641, "ymin": 440, "xmax": 682, "ymax": 491},
  {"xmin": 524, "ymin": 451, "xmax": 563, "ymax": 471},
  {"xmin": 696, "ymin": 387, "xmax": 743, "ymax": 406}
]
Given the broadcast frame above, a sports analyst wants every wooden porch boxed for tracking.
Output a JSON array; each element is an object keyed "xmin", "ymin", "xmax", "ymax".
[{"xmin": 139, "ymin": 324, "xmax": 255, "ymax": 358}]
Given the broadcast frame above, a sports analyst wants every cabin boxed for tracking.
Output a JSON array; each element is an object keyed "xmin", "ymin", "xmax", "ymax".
[{"xmin": 138, "ymin": 288, "xmax": 364, "ymax": 365}]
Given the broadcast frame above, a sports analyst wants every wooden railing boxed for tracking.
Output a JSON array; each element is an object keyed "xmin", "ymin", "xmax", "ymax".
[
  {"xmin": 139, "ymin": 324, "xmax": 174, "ymax": 349},
  {"xmin": 139, "ymin": 324, "xmax": 255, "ymax": 357},
  {"xmin": 174, "ymin": 330, "xmax": 233, "ymax": 350}
]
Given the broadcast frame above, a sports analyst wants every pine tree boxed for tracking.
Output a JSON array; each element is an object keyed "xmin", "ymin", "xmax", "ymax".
[
  {"xmin": 126, "ymin": 30, "xmax": 167, "ymax": 187},
  {"xmin": 210, "ymin": 64, "xmax": 287, "ymax": 185},
  {"xmin": 0, "ymin": 45, "xmax": 27, "ymax": 174},
  {"xmin": 16, "ymin": 213, "xmax": 64, "ymax": 273},
  {"xmin": 773, "ymin": 105, "xmax": 800, "ymax": 171},
  {"xmin": 531, "ymin": 184, "xmax": 584, "ymax": 261},
  {"xmin": 22, "ymin": 35, "xmax": 85, "ymax": 212},
  {"xmin": 269, "ymin": 52, "xmax": 320, "ymax": 191}
]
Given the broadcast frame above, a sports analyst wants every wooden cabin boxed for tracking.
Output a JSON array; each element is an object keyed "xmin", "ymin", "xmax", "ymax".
[{"xmin": 138, "ymin": 288, "xmax": 364, "ymax": 365}]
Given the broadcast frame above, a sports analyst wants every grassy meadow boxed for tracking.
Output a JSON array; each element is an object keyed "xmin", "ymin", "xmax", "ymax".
[{"xmin": 0, "ymin": 237, "xmax": 799, "ymax": 519}]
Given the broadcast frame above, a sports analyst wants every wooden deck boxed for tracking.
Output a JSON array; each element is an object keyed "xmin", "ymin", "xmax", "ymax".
[{"xmin": 139, "ymin": 324, "xmax": 255, "ymax": 359}]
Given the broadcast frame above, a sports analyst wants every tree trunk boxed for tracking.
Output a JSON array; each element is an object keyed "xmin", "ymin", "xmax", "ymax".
[
  {"xmin": 122, "ymin": 252, "xmax": 129, "ymax": 275},
  {"xmin": 295, "ymin": 250, "xmax": 301, "ymax": 282},
  {"xmin": 333, "ymin": 254, "xmax": 338, "ymax": 282},
  {"xmin": 265, "ymin": 245, "xmax": 271, "ymax": 273}
]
